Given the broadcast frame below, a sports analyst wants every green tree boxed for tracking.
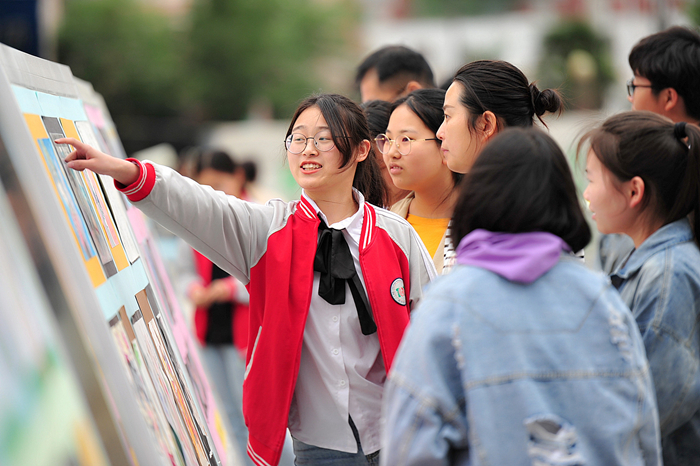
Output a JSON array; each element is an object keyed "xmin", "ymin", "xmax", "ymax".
[
  {"xmin": 58, "ymin": 0, "xmax": 185, "ymax": 118},
  {"xmin": 185, "ymin": 0, "xmax": 359, "ymax": 121},
  {"xmin": 410, "ymin": 0, "xmax": 522, "ymax": 17},
  {"xmin": 537, "ymin": 20, "xmax": 615, "ymax": 110},
  {"xmin": 690, "ymin": 0, "xmax": 700, "ymax": 26}
]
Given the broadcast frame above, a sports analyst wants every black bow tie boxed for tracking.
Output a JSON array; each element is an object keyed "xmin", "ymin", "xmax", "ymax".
[{"xmin": 313, "ymin": 217, "xmax": 376, "ymax": 335}]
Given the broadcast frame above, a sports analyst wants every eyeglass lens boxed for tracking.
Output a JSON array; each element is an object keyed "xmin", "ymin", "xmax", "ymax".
[
  {"xmin": 286, "ymin": 131, "xmax": 335, "ymax": 154},
  {"xmin": 376, "ymin": 135, "xmax": 412, "ymax": 155}
]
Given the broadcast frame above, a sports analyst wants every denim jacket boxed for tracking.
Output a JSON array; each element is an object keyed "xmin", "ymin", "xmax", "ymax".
[
  {"xmin": 610, "ymin": 218, "xmax": 700, "ymax": 465},
  {"xmin": 382, "ymin": 254, "xmax": 661, "ymax": 466}
]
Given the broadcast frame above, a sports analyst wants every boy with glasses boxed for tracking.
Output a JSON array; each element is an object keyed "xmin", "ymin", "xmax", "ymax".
[{"xmin": 626, "ymin": 26, "xmax": 700, "ymax": 125}]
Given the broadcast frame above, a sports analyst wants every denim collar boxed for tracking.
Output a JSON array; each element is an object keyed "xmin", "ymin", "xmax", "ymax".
[{"xmin": 611, "ymin": 218, "xmax": 694, "ymax": 281}]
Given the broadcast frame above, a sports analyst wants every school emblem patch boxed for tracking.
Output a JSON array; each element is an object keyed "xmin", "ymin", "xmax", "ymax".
[{"xmin": 390, "ymin": 278, "xmax": 406, "ymax": 306}]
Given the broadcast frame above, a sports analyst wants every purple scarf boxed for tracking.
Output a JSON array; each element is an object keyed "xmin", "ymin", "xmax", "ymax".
[{"xmin": 455, "ymin": 229, "xmax": 571, "ymax": 283}]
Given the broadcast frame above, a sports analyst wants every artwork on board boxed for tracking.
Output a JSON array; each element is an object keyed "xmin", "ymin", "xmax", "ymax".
[
  {"xmin": 109, "ymin": 310, "xmax": 183, "ymax": 466},
  {"xmin": 128, "ymin": 208, "xmax": 229, "ymax": 464},
  {"xmin": 135, "ymin": 289, "xmax": 211, "ymax": 466},
  {"xmin": 74, "ymin": 119, "xmax": 141, "ymax": 264},
  {"xmin": 73, "ymin": 121, "xmax": 120, "ymax": 249},
  {"xmin": 37, "ymin": 138, "xmax": 97, "ymax": 262},
  {"xmin": 41, "ymin": 116, "xmax": 117, "ymax": 277},
  {"xmin": 0, "ymin": 178, "xmax": 110, "ymax": 466},
  {"xmin": 131, "ymin": 307, "xmax": 200, "ymax": 466}
]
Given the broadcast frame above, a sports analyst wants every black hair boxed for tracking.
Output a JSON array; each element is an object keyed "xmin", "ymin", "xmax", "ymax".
[
  {"xmin": 452, "ymin": 60, "xmax": 563, "ymax": 131},
  {"xmin": 355, "ymin": 45, "xmax": 436, "ymax": 90},
  {"xmin": 579, "ymin": 111, "xmax": 700, "ymax": 247},
  {"xmin": 391, "ymin": 88, "xmax": 463, "ymax": 187},
  {"xmin": 286, "ymin": 93, "xmax": 387, "ymax": 207},
  {"xmin": 453, "ymin": 127, "xmax": 590, "ymax": 252},
  {"xmin": 195, "ymin": 149, "xmax": 237, "ymax": 176},
  {"xmin": 361, "ymin": 99, "xmax": 391, "ymax": 139},
  {"xmin": 629, "ymin": 26, "xmax": 700, "ymax": 122},
  {"xmin": 241, "ymin": 160, "xmax": 257, "ymax": 183}
]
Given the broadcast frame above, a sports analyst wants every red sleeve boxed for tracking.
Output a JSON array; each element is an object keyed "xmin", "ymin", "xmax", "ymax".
[{"xmin": 114, "ymin": 158, "xmax": 156, "ymax": 202}]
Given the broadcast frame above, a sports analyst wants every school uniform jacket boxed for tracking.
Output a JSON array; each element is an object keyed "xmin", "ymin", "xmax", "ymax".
[{"xmin": 117, "ymin": 160, "xmax": 436, "ymax": 466}]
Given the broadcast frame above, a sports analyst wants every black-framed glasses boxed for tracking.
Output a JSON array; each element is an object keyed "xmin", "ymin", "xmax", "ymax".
[
  {"xmin": 626, "ymin": 78, "xmax": 653, "ymax": 97},
  {"xmin": 374, "ymin": 133, "xmax": 439, "ymax": 156}
]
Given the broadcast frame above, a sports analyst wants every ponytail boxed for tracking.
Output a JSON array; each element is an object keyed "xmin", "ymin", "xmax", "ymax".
[{"xmin": 670, "ymin": 122, "xmax": 700, "ymax": 247}]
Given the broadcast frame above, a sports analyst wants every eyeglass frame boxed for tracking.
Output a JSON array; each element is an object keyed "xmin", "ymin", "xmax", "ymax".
[
  {"xmin": 284, "ymin": 131, "xmax": 350, "ymax": 154},
  {"xmin": 374, "ymin": 133, "xmax": 440, "ymax": 156},
  {"xmin": 626, "ymin": 78, "xmax": 654, "ymax": 97}
]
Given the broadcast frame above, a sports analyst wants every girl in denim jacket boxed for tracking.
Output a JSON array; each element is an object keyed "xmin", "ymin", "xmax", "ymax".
[
  {"xmin": 582, "ymin": 111, "xmax": 700, "ymax": 465},
  {"xmin": 382, "ymin": 127, "xmax": 661, "ymax": 465}
]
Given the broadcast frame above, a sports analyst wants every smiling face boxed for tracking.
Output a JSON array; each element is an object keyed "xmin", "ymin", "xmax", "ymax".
[
  {"xmin": 383, "ymin": 103, "xmax": 446, "ymax": 192},
  {"xmin": 583, "ymin": 150, "xmax": 634, "ymax": 235},
  {"xmin": 437, "ymin": 82, "xmax": 484, "ymax": 174},
  {"xmin": 287, "ymin": 106, "xmax": 360, "ymax": 201}
]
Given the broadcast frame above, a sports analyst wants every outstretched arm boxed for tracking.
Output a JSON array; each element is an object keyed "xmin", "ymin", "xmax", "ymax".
[{"xmin": 56, "ymin": 137, "xmax": 139, "ymax": 186}]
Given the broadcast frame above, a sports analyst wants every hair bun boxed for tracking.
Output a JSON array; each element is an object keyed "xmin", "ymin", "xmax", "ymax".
[{"xmin": 530, "ymin": 83, "xmax": 563, "ymax": 117}]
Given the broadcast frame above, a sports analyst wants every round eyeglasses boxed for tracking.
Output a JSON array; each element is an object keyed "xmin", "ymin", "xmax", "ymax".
[
  {"xmin": 626, "ymin": 78, "xmax": 653, "ymax": 97},
  {"xmin": 374, "ymin": 133, "xmax": 440, "ymax": 156},
  {"xmin": 285, "ymin": 131, "xmax": 341, "ymax": 154}
]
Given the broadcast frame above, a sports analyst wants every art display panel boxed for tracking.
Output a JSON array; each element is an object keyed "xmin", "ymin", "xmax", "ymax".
[{"xmin": 0, "ymin": 43, "xmax": 227, "ymax": 465}]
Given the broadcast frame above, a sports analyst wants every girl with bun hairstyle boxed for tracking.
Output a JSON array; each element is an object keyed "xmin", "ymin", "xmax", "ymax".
[
  {"xmin": 437, "ymin": 59, "xmax": 563, "ymax": 174},
  {"xmin": 581, "ymin": 111, "xmax": 700, "ymax": 465}
]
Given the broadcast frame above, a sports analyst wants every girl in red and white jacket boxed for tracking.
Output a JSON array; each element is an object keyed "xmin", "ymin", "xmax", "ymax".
[{"xmin": 59, "ymin": 93, "xmax": 436, "ymax": 466}]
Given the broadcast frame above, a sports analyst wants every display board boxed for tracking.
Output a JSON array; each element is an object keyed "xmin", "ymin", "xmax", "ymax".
[
  {"xmin": 0, "ymin": 172, "xmax": 109, "ymax": 466},
  {"xmin": 0, "ymin": 43, "xmax": 231, "ymax": 466}
]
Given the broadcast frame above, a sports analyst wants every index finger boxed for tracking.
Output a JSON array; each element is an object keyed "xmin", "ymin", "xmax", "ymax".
[{"xmin": 54, "ymin": 137, "xmax": 82, "ymax": 148}]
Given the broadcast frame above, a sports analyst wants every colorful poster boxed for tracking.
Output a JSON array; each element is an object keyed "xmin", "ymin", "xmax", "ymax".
[
  {"xmin": 132, "ymin": 310, "xmax": 199, "ymax": 466},
  {"xmin": 41, "ymin": 116, "xmax": 117, "ymax": 277},
  {"xmin": 37, "ymin": 138, "xmax": 97, "ymax": 261},
  {"xmin": 109, "ymin": 311, "xmax": 182, "ymax": 466},
  {"xmin": 136, "ymin": 289, "xmax": 210, "ymax": 465},
  {"xmin": 128, "ymin": 208, "xmax": 229, "ymax": 464},
  {"xmin": 0, "ymin": 180, "xmax": 109, "ymax": 466}
]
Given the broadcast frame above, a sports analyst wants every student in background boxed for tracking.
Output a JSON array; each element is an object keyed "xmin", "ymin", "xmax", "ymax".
[
  {"xmin": 376, "ymin": 89, "xmax": 462, "ymax": 273},
  {"xmin": 437, "ymin": 60, "xmax": 563, "ymax": 174},
  {"xmin": 58, "ymin": 93, "xmax": 435, "ymax": 466},
  {"xmin": 382, "ymin": 127, "xmax": 661, "ymax": 466},
  {"xmin": 361, "ymin": 99, "xmax": 410, "ymax": 207},
  {"xmin": 600, "ymin": 26, "xmax": 700, "ymax": 274},
  {"xmin": 582, "ymin": 111, "xmax": 700, "ymax": 465},
  {"xmin": 356, "ymin": 45, "xmax": 436, "ymax": 103},
  {"xmin": 181, "ymin": 149, "xmax": 254, "ymax": 466}
]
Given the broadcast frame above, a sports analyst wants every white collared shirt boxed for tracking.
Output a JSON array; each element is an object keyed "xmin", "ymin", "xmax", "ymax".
[{"xmin": 287, "ymin": 189, "xmax": 384, "ymax": 454}]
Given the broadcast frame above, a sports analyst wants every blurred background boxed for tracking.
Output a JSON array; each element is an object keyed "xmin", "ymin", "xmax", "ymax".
[{"xmin": 1, "ymin": 0, "xmax": 699, "ymax": 199}]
